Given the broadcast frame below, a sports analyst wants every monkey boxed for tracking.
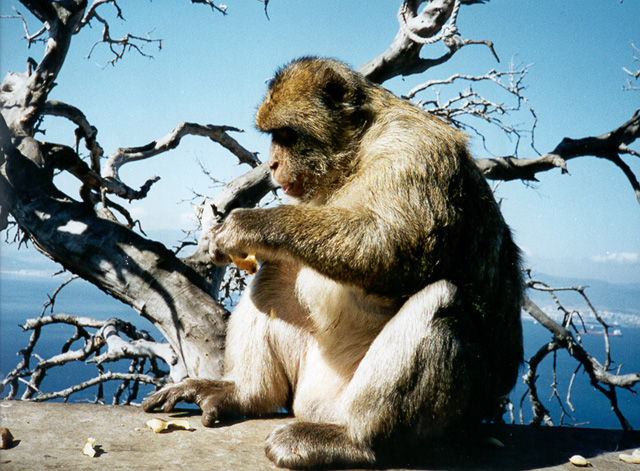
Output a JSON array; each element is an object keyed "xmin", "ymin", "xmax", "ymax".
[{"xmin": 142, "ymin": 57, "xmax": 523, "ymax": 469}]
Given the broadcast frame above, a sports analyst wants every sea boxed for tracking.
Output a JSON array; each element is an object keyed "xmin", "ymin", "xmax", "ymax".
[{"xmin": 1, "ymin": 273, "xmax": 639, "ymax": 430}]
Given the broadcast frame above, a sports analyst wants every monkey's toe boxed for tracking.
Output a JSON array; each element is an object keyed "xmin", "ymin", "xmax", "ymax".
[
  {"xmin": 142, "ymin": 380, "xmax": 197, "ymax": 412},
  {"xmin": 265, "ymin": 421, "xmax": 375, "ymax": 469}
]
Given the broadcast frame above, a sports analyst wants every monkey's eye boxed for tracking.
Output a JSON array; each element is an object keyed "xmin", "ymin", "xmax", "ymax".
[{"xmin": 272, "ymin": 127, "xmax": 298, "ymax": 146}]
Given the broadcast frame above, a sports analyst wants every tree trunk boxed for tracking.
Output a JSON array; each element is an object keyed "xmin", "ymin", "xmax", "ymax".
[{"xmin": 0, "ymin": 130, "xmax": 228, "ymax": 380}]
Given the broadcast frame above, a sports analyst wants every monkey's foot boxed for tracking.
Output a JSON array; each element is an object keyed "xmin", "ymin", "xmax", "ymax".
[
  {"xmin": 264, "ymin": 421, "xmax": 375, "ymax": 469},
  {"xmin": 141, "ymin": 379, "xmax": 235, "ymax": 427}
]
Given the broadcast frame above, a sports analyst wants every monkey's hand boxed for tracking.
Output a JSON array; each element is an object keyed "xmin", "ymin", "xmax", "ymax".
[
  {"xmin": 208, "ymin": 209, "xmax": 257, "ymax": 265},
  {"xmin": 142, "ymin": 379, "xmax": 235, "ymax": 427},
  {"xmin": 208, "ymin": 223, "xmax": 233, "ymax": 265}
]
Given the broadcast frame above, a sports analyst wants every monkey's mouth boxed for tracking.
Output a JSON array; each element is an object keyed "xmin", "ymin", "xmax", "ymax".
[{"xmin": 281, "ymin": 180, "xmax": 304, "ymax": 198}]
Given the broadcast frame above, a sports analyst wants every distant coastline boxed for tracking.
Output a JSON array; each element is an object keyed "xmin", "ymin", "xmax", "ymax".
[{"xmin": 1, "ymin": 270, "xmax": 639, "ymax": 430}]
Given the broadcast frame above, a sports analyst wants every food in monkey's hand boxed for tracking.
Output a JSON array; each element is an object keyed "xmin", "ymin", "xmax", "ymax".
[{"xmin": 230, "ymin": 254, "xmax": 258, "ymax": 274}]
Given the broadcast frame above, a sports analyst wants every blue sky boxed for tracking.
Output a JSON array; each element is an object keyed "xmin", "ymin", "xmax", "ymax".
[{"xmin": 1, "ymin": 0, "xmax": 639, "ymax": 284}]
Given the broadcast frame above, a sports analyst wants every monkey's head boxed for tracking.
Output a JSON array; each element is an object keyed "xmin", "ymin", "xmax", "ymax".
[{"xmin": 256, "ymin": 57, "xmax": 371, "ymax": 202}]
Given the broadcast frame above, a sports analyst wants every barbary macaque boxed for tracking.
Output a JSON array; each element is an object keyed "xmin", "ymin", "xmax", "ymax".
[{"xmin": 143, "ymin": 57, "xmax": 523, "ymax": 469}]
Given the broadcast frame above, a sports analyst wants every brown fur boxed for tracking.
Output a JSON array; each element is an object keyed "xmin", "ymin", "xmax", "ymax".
[{"xmin": 143, "ymin": 57, "xmax": 523, "ymax": 469}]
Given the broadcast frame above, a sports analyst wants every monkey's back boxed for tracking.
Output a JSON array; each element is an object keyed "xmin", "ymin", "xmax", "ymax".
[{"xmin": 339, "ymin": 90, "xmax": 524, "ymax": 412}]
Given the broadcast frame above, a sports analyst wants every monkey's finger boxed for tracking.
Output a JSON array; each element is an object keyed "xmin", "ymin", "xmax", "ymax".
[
  {"xmin": 162, "ymin": 394, "xmax": 181, "ymax": 413},
  {"xmin": 209, "ymin": 247, "xmax": 233, "ymax": 266},
  {"xmin": 142, "ymin": 392, "xmax": 165, "ymax": 412},
  {"xmin": 201, "ymin": 410, "xmax": 219, "ymax": 427},
  {"xmin": 142, "ymin": 383, "xmax": 186, "ymax": 412},
  {"xmin": 200, "ymin": 399, "xmax": 221, "ymax": 427}
]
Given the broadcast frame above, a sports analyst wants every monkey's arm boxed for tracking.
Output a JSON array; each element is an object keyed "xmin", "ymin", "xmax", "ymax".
[{"xmin": 211, "ymin": 200, "xmax": 454, "ymax": 298}]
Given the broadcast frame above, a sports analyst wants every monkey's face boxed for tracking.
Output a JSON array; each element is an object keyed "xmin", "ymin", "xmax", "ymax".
[
  {"xmin": 266, "ymin": 126, "xmax": 334, "ymax": 201},
  {"xmin": 268, "ymin": 128, "xmax": 307, "ymax": 198},
  {"xmin": 256, "ymin": 58, "xmax": 369, "ymax": 202}
]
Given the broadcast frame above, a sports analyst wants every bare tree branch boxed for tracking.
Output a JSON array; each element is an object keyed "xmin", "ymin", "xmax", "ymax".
[
  {"xmin": 523, "ymin": 295, "xmax": 640, "ymax": 389},
  {"xmin": 476, "ymin": 109, "xmax": 640, "ymax": 202},
  {"xmin": 1, "ymin": 312, "xmax": 172, "ymax": 402},
  {"xmin": 521, "ymin": 341, "xmax": 557, "ymax": 426},
  {"xmin": 91, "ymin": 318, "xmax": 186, "ymax": 381},
  {"xmin": 103, "ymin": 123, "xmax": 260, "ymax": 185},
  {"xmin": 359, "ymin": 0, "xmax": 499, "ymax": 84},
  {"xmin": 80, "ymin": 0, "xmax": 124, "ymax": 31},
  {"xmin": 1, "ymin": 1, "xmax": 86, "ymax": 137},
  {"xmin": 86, "ymin": 19, "xmax": 162, "ymax": 66},
  {"xmin": 28, "ymin": 372, "xmax": 165, "ymax": 403},
  {"xmin": 259, "ymin": 0, "xmax": 270, "ymax": 19},
  {"xmin": 406, "ymin": 65, "xmax": 539, "ymax": 157},
  {"xmin": 1, "ymin": 7, "xmax": 47, "ymax": 45},
  {"xmin": 522, "ymin": 290, "xmax": 640, "ymax": 430},
  {"xmin": 190, "ymin": 0, "xmax": 228, "ymax": 15},
  {"xmin": 43, "ymin": 100, "xmax": 104, "ymax": 172}
]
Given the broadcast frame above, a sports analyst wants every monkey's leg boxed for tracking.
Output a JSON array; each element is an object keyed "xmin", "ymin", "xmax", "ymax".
[
  {"xmin": 144, "ymin": 263, "xmax": 304, "ymax": 426},
  {"xmin": 345, "ymin": 279, "xmax": 473, "ymax": 439},
  {"xmin": 222, "ymin": 272, "xmax": 307, "ymax": 417},
  {"xmin": 265, "ymin": 279, "xmax": 472, "ymax": 469}
]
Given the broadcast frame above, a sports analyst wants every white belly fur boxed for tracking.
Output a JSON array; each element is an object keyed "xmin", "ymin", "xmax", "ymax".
[{"xmin": 291, "ymin": 267, "xmax": 398, "ymax": 422}]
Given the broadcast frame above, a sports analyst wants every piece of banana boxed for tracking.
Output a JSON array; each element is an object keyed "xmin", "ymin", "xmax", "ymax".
[
  {"xmin": 146, "ymin": 418, "xmax": 194, "ymax": 433},
  {"xmin": 0, "ymin": 428, "xmax": 14, "ymax": 449},
  {"xmin": 230, "ymin": 254, "xmax": 258, "ymax": 274},
  {"xmin": 619, "ymin": 449, "xmax": 640, "ymax": 463},
  {"xmin": 568, "ymin": 455, "xmax": 590, "ymax": 467},
  {"xmin": 82, "ymin": 438, "xmax": 97, "ymax": 457}
]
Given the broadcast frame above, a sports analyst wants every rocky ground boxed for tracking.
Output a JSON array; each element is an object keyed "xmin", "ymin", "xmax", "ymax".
[{"xmin": 1, "ymin": 400, "xmax": 639, "ymax": 470}]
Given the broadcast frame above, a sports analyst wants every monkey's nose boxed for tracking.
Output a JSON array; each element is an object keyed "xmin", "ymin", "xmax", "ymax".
[{"xmin": 269, "ymin": 161, "xmax": 279, "ymax": 171}]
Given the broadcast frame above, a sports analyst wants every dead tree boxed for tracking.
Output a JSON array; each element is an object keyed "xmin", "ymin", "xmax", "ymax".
[{"xmin": 1, "ymin": 0, "xmax": 639, "ymax": 425}]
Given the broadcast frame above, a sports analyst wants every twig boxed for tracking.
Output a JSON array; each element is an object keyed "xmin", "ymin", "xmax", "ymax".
[
  {"xmin": 2, "ymin": 313, "xmax": 173, "ymax": 402},
  {"xmin": 40, "ymin": 275, "xmax": 79, "ymax": 316},
  {"xmin": 2, "ymin": 7, "xmax": 47, "ymax": 46},
  {"xmin": 522, "ymin": 292, "xmax": 640, "ymax": 430},
  {"xmin": 84, "ymin": 8, "xmax": 162, "ymax": 66},
  {"xmin": 28, "ymin": 372, "xmax": 165, "ymax": 403},
  {"xmin": 190, "ymin": 0, "xmax": 228, "ymax": 15},
  {"xmin": 623, "ymin": 41, "xmax": 640, "ymax": 91}
]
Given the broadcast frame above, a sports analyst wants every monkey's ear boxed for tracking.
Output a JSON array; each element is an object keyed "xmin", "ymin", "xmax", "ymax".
[{"xmin": 320, "ymin": 67, "xmax": 352, "ymax": 107}]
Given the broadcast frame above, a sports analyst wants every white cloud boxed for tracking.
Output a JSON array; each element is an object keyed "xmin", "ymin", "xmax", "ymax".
[
  {"xmin": 129, "ymin": 206, "xmax": 147, "ymax": 220},
  {"xmin": 591, "ymin": 252, "xmax": 639, "ymax": 264},
  {"xmin": 0, "ymin": 269, "xmax": 56, "ymax": 278}
]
